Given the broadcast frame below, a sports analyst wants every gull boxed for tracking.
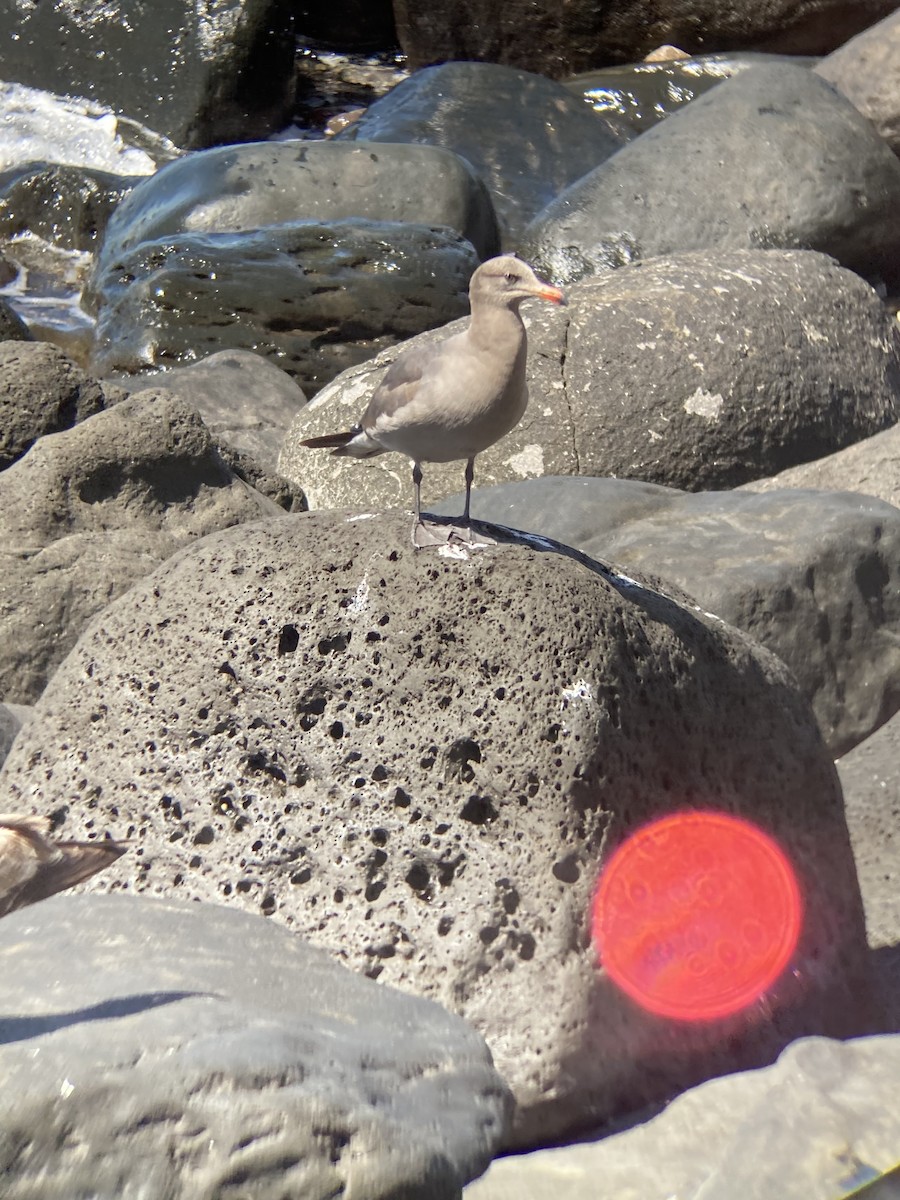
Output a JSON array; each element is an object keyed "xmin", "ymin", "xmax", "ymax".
[
  {"xmin": 301, "ymin": 254, "xmax": 566, "ymax": 544},
  {"xmin": 0, "ymin": 814, "xmax": 127, "ymax": 917}
]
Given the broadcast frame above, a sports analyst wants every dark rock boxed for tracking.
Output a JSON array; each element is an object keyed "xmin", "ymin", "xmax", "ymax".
[
  {"xmin": 436, "ymin": 476, "xmax": 900, "ymax": 757},
  {"xmin": 0, "ymin": 341, "xmax": 109, "ymax": 470},
  {"xmin": 465, "ymin": 1034, "xmax": 900, "ymax": 1200},
  {"xmin": 0, "ymin": 510, "xmax": 875, "ymax": 1147},
  {"xmin": 114, "ymin": 349, "xmax": 309, "ymax": 475},
  {"xmin": 0, "ymin": 0, "xmax": 296, "ymax": 149},
  {"xmin": 90, "ymin": 139, "xmax": 499, "ymax": 278},
  {"xmin": 392, "ymin": 0, "xmax": 896, "ymax": 76},
  {"xmin": 89, "ymin": 220, "xmax": 479, "ymax": 394},
  {"xmin": 295, "ymin": 0, "xmax": 397, "ymax": 51},
  {"xmin": 284, "ymin": 249, "xmax": 900, "ymax": 506},
  {"xmin": 337, "ymin": 62, "xmax": 626, "ymax": 248},
  {"xmin": 519, "ymin": 63, "xmax": 900, "ymax": 291},
  {"xmin": 0, "ymin": 300, "xmax": 32, "ymax": 343},
  {"xmin": 0, "ymin": 391, "xmax": 285, "ymax": 703},
  {"xmin": 0, "ymin": 702, "xmax": 30, "ymax": 767},
  {"xmin": 740, "ymin": 421, "xmax": 900, "ymax": 509},
  {"xmin": 0, "ymin": 162, "xmax": 137, "ymax": 253},
  {"xmin": 0, "ymin": 893, "xmax": 511, "ymax": 1199},
  {"xmin": 816, "ymin": 8, "xmax": 900, "ymax": 157}
]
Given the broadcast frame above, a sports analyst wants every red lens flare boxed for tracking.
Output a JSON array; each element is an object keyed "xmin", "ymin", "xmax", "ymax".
[{"xmin": 592, "ymin": 811, "xmax": 803, "ymax": 1021}]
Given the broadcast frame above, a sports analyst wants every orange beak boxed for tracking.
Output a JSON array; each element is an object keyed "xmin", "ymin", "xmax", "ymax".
[{"xmin": 536, "ymin": 283, "xmax": 567, "ymax": 306}]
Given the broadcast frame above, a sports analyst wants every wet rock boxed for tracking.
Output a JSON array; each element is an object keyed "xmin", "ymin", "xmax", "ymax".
[
  {"xmin": 283, "ymin": 249, "xmax": 900, "ymax": 506},
  {"xmin": 436, "ymin": 477, "xmax": 900, "ymax": 757},
  {"xmin": 816, "ymin": 8, "xmax": 900, "ymax": 157},
  {"xmin": 0, "ymin": 161, "xmax": 137, "ymax": 254},
  {"xmin": 0, "ymin": 301, "xmax": 33, "ymax": 344},
  {"xmin": 91, "ymin": 139, "xmax": 500, "ymax": 272},
  {"xmin": 393, "ymin": 0, "xmax": 895, "ymax": 76},
  {"xmin": 0, "ymin": 892, "xmax": 511, "ymax": 1199},
  {"xmin": 0, "ymin": 341, "xmax": 113, "ymax": 470},
  {"xmin": 519, "ymin": 63, "xmax": 900, "ymax": 290},
  {"xmin": 0, "ymin": 510, "xmax": 874, "ymax": 1147},
  {"xmin": 0, "ymin": 391, "xmax": 284, "ymax": 703},
  {"xmin": 115, "ymin": 349, "xmax": 309, "ymax": 475},
  {"xmin": 464, "ymin": 1034, "xmax": 900, "ymax": 1200},
  {"xmin": 89, "ymin": 220, "xmax": 478, "ymax": 394},
  {"xmin": 0, "ymin": 0, "xmax": 295, "ymax": 149},
  {"xmin": 337, "ymin": 62, "xmax": 626, "ymax": 247}
]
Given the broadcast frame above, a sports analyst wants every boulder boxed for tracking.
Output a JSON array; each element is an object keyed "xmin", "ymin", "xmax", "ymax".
[
  {"xmin": 0, "ymin": 302, "xmax": 33, "ymax": 345},
  {"xmin": 0, "ymin": 0, "xmax": 296, "ymax": 149},
  {"xmin": 435, "ymin": 476, "xmax": 900, "ymax": 757},
  {"xmin": 0, "ymin": 391, "xmax": 285, "ymax": 703},
  {"xmin": 393, "ymin": 0, "xmax": 898, "ymax": 76},
  {"xmin": 464, "ymin": 1034, "xmax": 900, "ymax": 1200},
  {"xmin": 518, "ymin": 63, "xmax": 900, "ymax": 290},
  {"xmin": 89, "ymin": 219, "xmax": 478, "ymax": 394},
  {"xmin": 337, "ymin": 62, "xmax": 625, "ymax": 247},
  {"xmin": 816, "ymin": 8, "xmax": 900, "ymax": 157},
  {"xmin": 0, "ymin": 510, "xmax": 875, "ymax": 1147},
  {"xmin": 90, "ymin": 139, "xmax": 500, "ymax": 276},
  {"xmin": 0, "ymin": 702, "xmax": 30, "ymax": 767},
  {"xmin": 0, "ymin": 893, "xmax": 511, "ymax": 1200},
  {"xmin": 283, "ymin": 249, "xmax": 900, "ymax": 504},
  {"xmin": 0, "ymin": 161, "xmax": 137, "ymax": 253},
  {"xmin": 0, "ymin": 341, "xmax": 109, "ymax": 470}
]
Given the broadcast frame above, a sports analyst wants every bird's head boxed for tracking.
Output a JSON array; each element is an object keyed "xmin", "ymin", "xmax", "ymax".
[{"xmin": 469, "ymin": 255, "xmax": 567, "ymax": 310}]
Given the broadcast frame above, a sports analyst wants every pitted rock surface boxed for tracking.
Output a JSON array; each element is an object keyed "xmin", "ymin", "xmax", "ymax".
[
  {"xmin": 0, "ymin": 390, "xmax": 284, "ymax": 702},
  {"xmin": 0, "ymin": 893, "xmax": 511, "ymax": 1200},
  {"xmin": 0, "ymin": 511, "xmax": 874, "ymax": 1146}
]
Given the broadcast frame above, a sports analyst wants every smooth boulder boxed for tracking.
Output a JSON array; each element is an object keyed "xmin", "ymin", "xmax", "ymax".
[{"xmin": 816, "ymin": 8, "xmax": 900, "ymax": 157}]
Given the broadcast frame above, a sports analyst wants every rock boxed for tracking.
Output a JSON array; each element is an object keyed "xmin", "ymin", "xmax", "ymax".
[
  {"xmin": 90, "ymin": 140, "xmax": 500, "ymax": 272},
  {"xmin": 0, "ymin": 301, "xmax": 33, "ymax": 344},
  {"xmin": 337, "ymin": 62, "xmax": 625, "ymax": 247},
  {"xmin": 0, "ymin": 893, "xmax": 511, "ymax": 1199},
  {"xmin": 0, "ymin": 0, "xmax": 295, "ymax": 150},
  {"xmin": 297, "ymin": 0, "xmax": 397, "ymax": 50},
  {"xmin": 0, "ymin": 391, "xmax": 285, "ymax": 703},
  {"xmin": 0, "ymin": 341, "xmax": 108, "ymax": 470},
  {"xmin": 0, "ymin": 510, "xmax": 875, "ymax": 1147},
  {"xmin": 816, "ymin": 8, "xmax": 900, "ymax": 157},
  {"xmin": 393, "ymin": 0, "xmax": 897, "ymax": 76},
  {"xmin": 739, "ymin": 421, "xmax": 900, "ymax": 509},
  {"xmin": 89, "ymin": 220, "xmax": 479, "ymax": 394},
  {"xmin": 283, "ymin": 249, "xmax": 900, "ymax": 505},
  {"xmin": 518, "ymin": 63, "xmax": 900, "ymax": 291},
  {"xmin": 0, "ymin": 81, "xmax": 175, "ymax": 176},
  {"xmin": 463, "ymin": 1034, "xmax": 900, "ymax": 1200},
  {"xmin": 436, "ymin": 476, "xmax": 900, "ymax": 757},
  {"xmin": 0, "ymin": 702, "xmax": 31, "ymax": 767},
  {"xmin": 114, "ymin": 349, "xmax": 309, "ymax": 476},
  {"xmin": 0, "ymin": 161, "xmax": 137, "ymax": 253}
]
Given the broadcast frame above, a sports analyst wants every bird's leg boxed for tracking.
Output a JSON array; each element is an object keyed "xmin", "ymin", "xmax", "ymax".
[
  {"xmin": 413, "ymin": 461, "xmax": 423, "ymax": 523},
  {"xmin": 463, "ymin": 457, "xmax": 475, "ymax": 522},
  {"xmin": 412, "ymin": 461, "xmax": 442, "ymax": 547}
]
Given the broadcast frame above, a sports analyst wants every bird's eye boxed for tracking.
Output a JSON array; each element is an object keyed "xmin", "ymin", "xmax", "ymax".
[{"xmin": 504, "ymin": 272, "xmax": 518, "ymax": 282}]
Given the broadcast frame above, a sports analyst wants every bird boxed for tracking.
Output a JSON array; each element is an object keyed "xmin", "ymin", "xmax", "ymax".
[
  {"xmin": 301, "ymin": 254, "xmax": 567, "ymax": 544},
  {"xmin": 0, "ymin": 814, "xmax": 127, "ymax": 918}
]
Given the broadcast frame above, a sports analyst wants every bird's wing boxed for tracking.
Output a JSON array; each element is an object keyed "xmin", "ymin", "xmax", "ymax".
[
  {"xmin": 0, "ymin": 818, "xmax": 49, "ymax": 915},
  {"xmin": 362, "ymin": 339, "xmax": 451, "ymax": 434}
]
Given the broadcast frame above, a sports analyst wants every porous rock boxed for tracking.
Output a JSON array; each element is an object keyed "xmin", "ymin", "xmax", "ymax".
[
  {"xmin": 518, "ymin": 63, "xmax": 900, "ymax": 290},
  {"xmin": 0, "ymin": 510, "xmax": 874, "ymax": 1147},
  {"xmin": 0, "ymin": 341, "xmax": 107, "ymax": 470},
  {"xmin": 337, "ymin": 62, "xmax": 625, "ymax": 247},
  {"xmin": 0, "ymin": 892, "xmax": 511, "ymax": 1200},
  {"xmin": 0, "ymin": 390, "xmax": 284, "ymax": 703},
  {"xmin": 283, "ymin": 249, "xmax": 900, "ymax": 505},
  {"xmin": 89, "ymin": 219, "xmax": 478, "ymax": 394},
  {"xmin": 0, "ymin": 702, "xmax": 30, "ymax": 767},
  {"xmin": 464, "ymin": 1034, "xmax": 900, "ymax": 1200},
  {"xmin": 436, "ymin": 476, "xmax": 900, "ymax": 757},
  {"xmin": 90, "ymin": 139, "xmax": 500, "ymax": 274}
]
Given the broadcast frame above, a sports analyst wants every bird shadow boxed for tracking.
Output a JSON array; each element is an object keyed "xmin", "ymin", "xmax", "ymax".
[{"xmin": 0, "ymin": 991, "xmax": 212, "ymax": 1044}]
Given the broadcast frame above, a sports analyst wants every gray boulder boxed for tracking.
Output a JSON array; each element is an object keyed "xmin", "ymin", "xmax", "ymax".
[
  {"xmin": 90, "ymin": 139, "xmax": 500, "ymax": 276},
  {"xmin": 283, "ymin": 249, "xmax": 900, "ymax": 504},
  {"xmin": 0, "ymin": 390, "xmax": 285, "ymax": 703},
  {"xmin": 337, "ymin": 62, "xmax": 625, "ymax": 247},
  {"xmin": 0, "ymin": 511, "xmax": 875, "ymax": 1147},
  {"xmin": 0, "ymin": 893, "xmax": 511, "ymax": 1200},
  {"xmin": 464, "ymin": 1034, "xmax": 900, "ymax": 1200},
  {"xmin": 0, "ymin": 702, "xmax": 30, "ymax": 767},
  {"xmin": 0, "ymin": 161, "xmax": 137, "ymax": 253},
  {"xmin": 89, "ymin": 219, "xmax": 479, "ymax": 394},
  {"xmin": 436, "ymin": 477, "xmax": 900, "ymax": 757},
  {"xmin": 518, "ymin": 63, "xmax": 900, "ymax": 289},
  {"xmin": 816, "ymin": 8, "xmax": 900, "ymax": 157}
]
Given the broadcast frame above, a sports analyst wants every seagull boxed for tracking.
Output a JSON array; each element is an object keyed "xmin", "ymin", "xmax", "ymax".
[
  {"xmin": 0, "ymin": 814, "xmax": 127, "ymax": 917},
  {"xmin": 301, "ymin": 254, "xmax": 566, "ymax": 544}
]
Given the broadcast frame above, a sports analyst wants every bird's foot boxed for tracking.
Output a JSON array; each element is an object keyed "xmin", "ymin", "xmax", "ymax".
[
  {"xmin": 411, "ymin": 516, "xmax": 497, "ymax": 549},
  {"xmin": 412, "ymin": 519, "xmax": 451, "ymax": 548}
]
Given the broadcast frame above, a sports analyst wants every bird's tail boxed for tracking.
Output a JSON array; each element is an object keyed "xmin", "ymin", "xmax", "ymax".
[
  {"xmin": 301, "ymin": 426, "xmax": 384, "ymax": 459},
  {"xmin": 19, "ymin": 840, "xmax": 128, "ymax": 909}
]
